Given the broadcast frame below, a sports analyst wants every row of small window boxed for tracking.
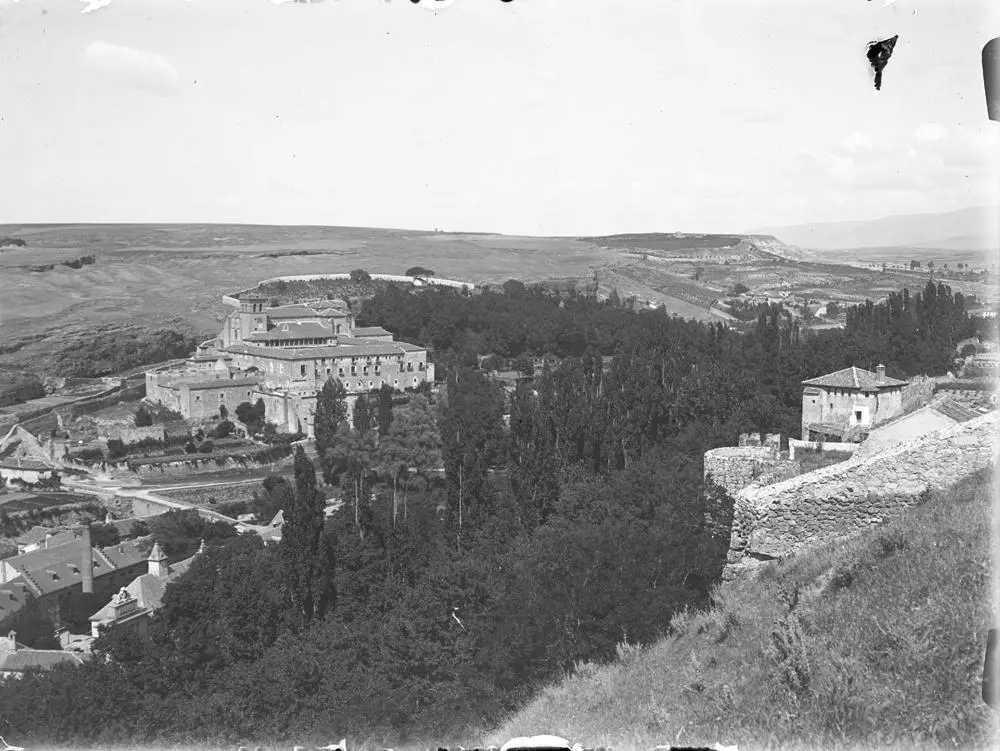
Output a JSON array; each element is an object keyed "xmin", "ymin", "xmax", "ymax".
[
  {"xmin": 194, "ymin": 390, "xmax": 254, "ymax": 403},
  {"xmin": 303, "ymin": 362, "xmax": 423, "ymax": 376}
]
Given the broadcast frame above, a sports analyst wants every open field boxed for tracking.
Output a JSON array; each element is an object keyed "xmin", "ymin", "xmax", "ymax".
[
  {"xmin": 0, "ymin": 491, "xmax": 96, "ymax": 512},
  {"xmin": 1, "ymin": 224, "xmax": 994, "ymax": 378}
]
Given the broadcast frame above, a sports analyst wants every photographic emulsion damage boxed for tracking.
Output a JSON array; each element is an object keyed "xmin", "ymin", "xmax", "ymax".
[{"xmin": 0, "ymin": 1, "xmax": 997, "ymax": 750}]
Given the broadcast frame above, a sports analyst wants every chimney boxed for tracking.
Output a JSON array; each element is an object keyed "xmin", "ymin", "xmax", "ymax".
[
  {"xmin": 81, "ymin": 524, "xmax": 94, "ymax": 594},
  {"xmin": 877, "ymin": 364, "xmax": 886, "ymax": 385}
]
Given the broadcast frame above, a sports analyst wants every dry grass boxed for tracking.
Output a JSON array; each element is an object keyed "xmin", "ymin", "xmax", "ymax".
[{"xmin": 485, "ymin": 468, "xmax": 999, "ymax": 751}]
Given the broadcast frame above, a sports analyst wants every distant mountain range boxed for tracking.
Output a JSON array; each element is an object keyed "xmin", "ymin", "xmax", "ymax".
[{"xmin": 751, "ymin": 206, "xmax": 999, "ymax": 252}]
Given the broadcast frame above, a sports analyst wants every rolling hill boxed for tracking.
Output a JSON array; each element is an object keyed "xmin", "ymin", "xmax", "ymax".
[{"xmin": 752, "ymin": 206, "xmax": 999, "ymax": 254}]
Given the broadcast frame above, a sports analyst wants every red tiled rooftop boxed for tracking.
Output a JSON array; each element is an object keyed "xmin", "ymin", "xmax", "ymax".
[{"xmin": 802, "ymin": 366, "xmax": 907, "ymax": 390}]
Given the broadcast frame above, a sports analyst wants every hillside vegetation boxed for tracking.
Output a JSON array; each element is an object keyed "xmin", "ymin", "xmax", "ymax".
[{"xmin": 488, "ymin": 468, "xmax": 998, "ymax": 751}]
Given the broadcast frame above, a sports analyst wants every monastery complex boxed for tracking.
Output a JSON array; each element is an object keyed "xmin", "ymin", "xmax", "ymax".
[{"xmin": 145, "ymin": 291, "xmax": 434, "ymax": 437}]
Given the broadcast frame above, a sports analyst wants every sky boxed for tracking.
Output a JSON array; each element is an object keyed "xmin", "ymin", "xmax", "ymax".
[{"xmin": 0, "ymin": 0, "xmax": 997, "ymax": 235}]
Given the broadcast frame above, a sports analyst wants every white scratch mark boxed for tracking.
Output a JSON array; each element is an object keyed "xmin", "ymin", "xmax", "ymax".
[{"xmin": 81, "ymin": 0, "xmax": 114, "ymax": 13}]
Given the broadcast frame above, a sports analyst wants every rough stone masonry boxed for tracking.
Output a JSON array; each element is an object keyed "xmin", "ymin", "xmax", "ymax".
[{"xmin": 723, "ymin": 411, "xmax": 998, "ymax": 580}]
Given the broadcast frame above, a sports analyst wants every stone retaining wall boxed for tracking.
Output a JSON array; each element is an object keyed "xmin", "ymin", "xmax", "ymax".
[
  {"xmin": 118, "ymin": 450, "xmax": 293, "ymax": 481},
  {"xmin": 703, "ymin": 446, "xmax": 787, "ymax": 496},
  {"xmin": 723, "ymin": 412, "xmax": 998, "ymax": 579}
]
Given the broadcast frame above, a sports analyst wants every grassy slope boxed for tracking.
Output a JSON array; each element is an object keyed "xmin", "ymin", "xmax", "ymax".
[{"xmin": 486, "ymin": 469, "xmax": 999, "ymax": 751}]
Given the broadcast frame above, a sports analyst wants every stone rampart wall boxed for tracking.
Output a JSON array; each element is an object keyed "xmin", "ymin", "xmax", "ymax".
[
  {"xmin": 723, "ymin": 412, "xmax": 998, "ymax": 579},
  {"xmin": 703, "ymin": 446, "xmax": 790, "ymax": 496},
  {"xmin": 102, "ymin": 425, "xmax": 167, "ymax": 444},
  {"xmin": 901, "ymin": 374, "xmax": 937, "ymax": 411}
]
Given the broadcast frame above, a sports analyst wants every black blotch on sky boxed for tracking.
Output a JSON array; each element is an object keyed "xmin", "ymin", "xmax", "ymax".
[{"xmin": 867, "ymin": 35, "xmax": 899, "ymax": 91}]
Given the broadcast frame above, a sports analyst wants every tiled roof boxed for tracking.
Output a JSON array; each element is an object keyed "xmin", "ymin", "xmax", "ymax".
[
  {"xmin": 184, "ymin": 378, "xmax": 262, "ymax": 391},
  {"xmin": 91, "ymin": 554, "xmax": 195, "ymax": 624},
  {"xmin": 0, "ymin": 648, "xmax": 83, "ymax": 673},
  {"xmin": 5, "ymin": 537, "xmax": 153, "ymax": 597},
  {"xmin": 225, "ymin": 340, "xmax": 424, "ymax": 360},
  {"xmin": 6, "ymin": 537, "xmax": 96, "ymax": 574},
  {"xmin": 15, "ymin": 526, "xmax": 65, "ymax": 546},
  {"xmin": 245, "ymin": 321, "xmax": 336, "ymax": 342},
  {"xmin": 0, "ymin": 577, "xmax": 35, "ymax": 622},
  {"xmin": 99, "ymin": 538, "xmax": 154, "ymax": 570},
  {"xmin": 351, "ymin": 327, "xmax": 392, "ymax": 338},
  {"xmin": 266, "ymin": 305, "xmax": 348, "ymax": 320},
  {"xmin": 802, "ymin": 366, "xmax": 907, "ymax": 390},
  {"xmin": 931, "ymin": 397, "xmax": 983, "ymax": 423}
]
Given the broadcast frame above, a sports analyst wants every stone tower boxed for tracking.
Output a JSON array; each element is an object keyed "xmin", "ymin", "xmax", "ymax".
[{"xmin": 237, "ymin": 295, "xmax": 269, "ymax": 343}]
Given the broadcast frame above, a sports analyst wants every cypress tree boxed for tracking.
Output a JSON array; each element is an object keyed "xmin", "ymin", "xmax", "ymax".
[
  {"xmin": 353, "ymin": 394, "xmax": 372, "ymax": 435},
  {"xmin": 315, "ymin": 379, "xmax": 347, "ymax": 456},
  {"xmin": 281, "ymin": 446, "xmax": 336, "ymax": 629},
  {"xmin": 377, "ymin": 384, "xmax": 394, "ymax": 435}
]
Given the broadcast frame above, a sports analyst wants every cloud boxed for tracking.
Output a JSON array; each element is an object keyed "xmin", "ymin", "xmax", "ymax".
[
  {"xmin": 83, "ymin": 41, "xmax": 180, "ymax": 96},
  {"xmin": 839, "ymin": 131, "xmax": 874, "ymax": 153}
]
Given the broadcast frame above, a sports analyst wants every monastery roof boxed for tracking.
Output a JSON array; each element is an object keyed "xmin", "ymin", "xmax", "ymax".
[
  {"xmin": 266, "ymin": 304, "xmax": 348, "ymax": 320},
  {"xmin": 183, "ymin": 377, "xmax": 263, "ymax": 391},
  {"xmin": 351, "ymin": 326, "xmax": 393, "ymax": 338},
  {"xmin": 225, "ymin": 340, "xmax": 424, "ymax": 360},
  {"xmin": 245, "ymin": 321, "xmax": 336, "ymax": 342},
  {"xmin": 0, "ymin": 647, "xmax": 83, "ymax": 673},
  {"xmin": 6, "ymin": 537, "xmax": 152, "ymax": 596},
  {"xmin": 802, "ymin": 366, "xmax": 907, "ymax": 390}
]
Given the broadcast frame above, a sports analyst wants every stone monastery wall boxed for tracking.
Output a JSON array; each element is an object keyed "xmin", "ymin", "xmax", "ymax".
[{"xmin": 723, "ymin": 411, "xmax": 998, "ymax": 579}]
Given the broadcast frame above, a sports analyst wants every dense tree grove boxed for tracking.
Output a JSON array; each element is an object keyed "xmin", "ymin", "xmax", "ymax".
[{"xmin": 0, "ymin": 280, "xmax": 973, "ymax": 747}]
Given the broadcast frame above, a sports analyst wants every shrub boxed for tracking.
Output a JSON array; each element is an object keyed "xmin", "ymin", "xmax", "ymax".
[
  {"xmin": 134, "ymin": 405, "xmax": 153, "ymax": 427},
  {"xmin": 199, "ymin": 440, "xmax": 214, "ymax": 454},
  {"xmin": 106, "ymin": 439, "xmax": 127, "ymax": 461},
  {"xmin": 212, "ymin": 421, "xmax": 234, "ymax": 439},
  {"xmin": 350, "ymin": 269, "xmax": 372, "ymax": 283},
  {"xmin": 216, "ymin": 500, "xmax": 250, "ymax": 518}
]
